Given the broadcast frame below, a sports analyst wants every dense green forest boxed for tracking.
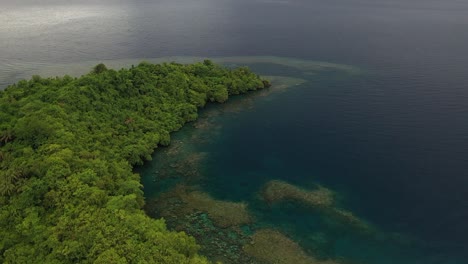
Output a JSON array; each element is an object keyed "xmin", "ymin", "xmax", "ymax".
[{"xmin": 0, "ymin": 60, "xmax": 269, "ymax": 263}]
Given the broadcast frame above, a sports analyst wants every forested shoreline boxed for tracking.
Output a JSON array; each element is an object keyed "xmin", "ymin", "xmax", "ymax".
[{"xmin": 0, "ymin": 60, "xmax": 269, "ymax": 263}]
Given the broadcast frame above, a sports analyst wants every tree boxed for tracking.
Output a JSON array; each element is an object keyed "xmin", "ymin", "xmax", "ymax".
[
  {"xmin": 0, "ymin": 60, "xmax": 268, "ymax": 263},
  {"xmin": 92, "ymin": 63, "xmax": 108, "ymax": 74}
]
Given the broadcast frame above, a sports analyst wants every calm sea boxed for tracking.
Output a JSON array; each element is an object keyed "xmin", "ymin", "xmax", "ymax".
[{"xmin": 2, "ymin": 0, "xmax": 468, "ymax": 263}]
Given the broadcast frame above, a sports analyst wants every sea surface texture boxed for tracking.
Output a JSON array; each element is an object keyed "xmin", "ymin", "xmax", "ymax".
[{"xmin": 1, "ymin": 0, "xmax": 468, "ymax": 263}]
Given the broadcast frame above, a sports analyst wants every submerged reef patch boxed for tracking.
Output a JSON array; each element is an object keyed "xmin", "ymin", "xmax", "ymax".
[
  {"xmin": 151, "ymin": 140, "xmax": 208, "ymax": 181},
  {"xmin": 243, "ymin": 229, "xmax": 339, "ymax": 264},
  {"xmin": 145, "ymin": 185, "xmax": 257, "ymax": 263},
  {"xmin": 171, "ymin": 152, "xmax": 208, "ymax": 179},
  {"xmin": 181, "ymin": 190, "xmax": 253, "ymax": 228},
  {"xmin": 151, "ymin": 185, "xmax": 252, "ymax": 228},
  {"xmin": 261, "ymin": 180, "xmax": 335, "ymax": 208},
  {"xmin": 325, "ymin": 208, "xmax": 373, "ymax": 234},
  {"xmin": 260, "ymin": 180, "xmax": 373, "ymax": 234}
]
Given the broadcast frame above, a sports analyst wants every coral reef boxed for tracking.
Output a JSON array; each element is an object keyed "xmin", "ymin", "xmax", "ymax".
[
  {"xmin": 325, "ymin": 208, "xmax": 373, "ymax": 234},
  {"xmin": 260, "ymin": 180, "xmax": 373, "ymax": 235},
  {"xmin": 243, "ymin": 229, "xmax": 339, "ymax": 264},
  {"xmin": 171, "ymin": 152, "xmax": 208, "ymax": 178},
  {"xmin": 152, "ymin": 146, "xmax": 207, "ymax": 180},
  {"xmin": 182, "ymin": 190, "xmax": 253, "ymax": 228},
  {"xmin": 150, "ymin": 185, "xmax": 252, "ymax": 228},
  {"xmin": 177, "ymin": 212, "xmax": 256, "ymax": 263},
  {"xmin": 261, "ymin": 180, "xmax": 335, "ymax": 208},
  {"xmin": 145, "ymin": 185, "xmax": 258, "ymax": 263}
]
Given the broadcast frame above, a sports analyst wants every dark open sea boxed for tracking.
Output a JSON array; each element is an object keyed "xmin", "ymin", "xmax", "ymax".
[{"xmin": 2, "ymin": 0, "xmax": 468, "ymax": 263}]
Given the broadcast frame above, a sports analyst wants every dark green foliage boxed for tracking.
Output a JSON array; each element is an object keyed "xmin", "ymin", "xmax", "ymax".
[
  {"xmin": 92, "ymin": 63, "xmax": 108, "ymax": 74},
  {"xmin": 0, "ymin": 61, "xmax": 268, "ymax": 263}
]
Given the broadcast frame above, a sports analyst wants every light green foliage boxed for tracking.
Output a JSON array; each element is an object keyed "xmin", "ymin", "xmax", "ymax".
[{"xmin": 0, "ymin": 61, "xmax": 268, "ymax": 263}]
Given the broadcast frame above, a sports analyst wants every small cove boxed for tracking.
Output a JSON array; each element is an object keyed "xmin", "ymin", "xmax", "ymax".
[{"xmin": 137, "ymin": 57, "xmax": 467, "ymax": 264}]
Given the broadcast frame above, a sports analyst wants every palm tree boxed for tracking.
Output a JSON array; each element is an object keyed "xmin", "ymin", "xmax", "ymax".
[
  {"xmin": 0, "ymin": 128, "xmax": 14, "ymax": 145},
  {"xmin": 0, "ymin": 170, "xmax": 18, "ymax": 196}
]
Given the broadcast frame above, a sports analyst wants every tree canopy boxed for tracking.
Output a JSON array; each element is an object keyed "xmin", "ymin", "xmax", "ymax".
[{"xmin": 0, "ymin": 61, "xmax": 269, "ymax": 263}]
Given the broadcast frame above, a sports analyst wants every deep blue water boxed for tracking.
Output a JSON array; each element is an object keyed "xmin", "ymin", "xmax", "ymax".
[{"xmin": 2, "ymin": 0, "xmax": 468, "ymax": 263}]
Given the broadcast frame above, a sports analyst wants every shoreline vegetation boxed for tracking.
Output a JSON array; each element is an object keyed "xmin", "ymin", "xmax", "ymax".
[
  {"xmin": 0, "ymin": 60, "xmax": 270, "ymax": 263},
  {"xmin": 0, "ymin": 56, "xmax": 360, "ymax": 89}
]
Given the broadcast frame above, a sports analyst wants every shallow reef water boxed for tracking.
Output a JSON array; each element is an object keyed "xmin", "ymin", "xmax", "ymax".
[
  {"xmin": 136, "ymin": 57, "xmax": 468, "ymax": 264},
  {"xmin": 136, "ymin": 57, "xmax": 462, "ymax": 264}
]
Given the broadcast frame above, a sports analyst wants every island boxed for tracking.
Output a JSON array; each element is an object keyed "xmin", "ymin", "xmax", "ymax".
[{"xmin": 0, "ymin": 60, "xmax": 270, "ymax": 263}]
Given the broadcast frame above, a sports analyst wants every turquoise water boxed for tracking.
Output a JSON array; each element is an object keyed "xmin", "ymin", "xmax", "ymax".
[{"xmin": 138, "ymin": 59, "xmax": 467, "ymax": 264}]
